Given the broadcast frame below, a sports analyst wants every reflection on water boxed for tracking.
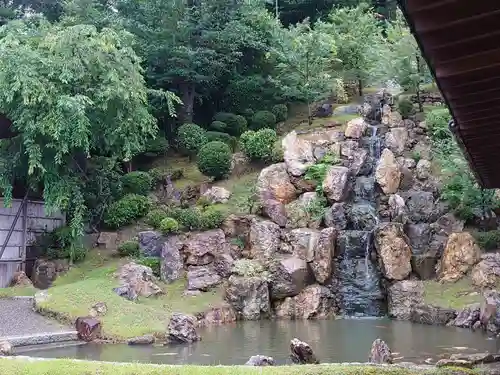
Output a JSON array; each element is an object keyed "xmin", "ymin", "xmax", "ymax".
[{"xmin": 22, "ymin": 319, "xmax": 500, "ymax": 365}]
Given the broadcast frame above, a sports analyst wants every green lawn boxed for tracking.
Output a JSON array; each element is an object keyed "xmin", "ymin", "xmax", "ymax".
[
  {"xmin": 33, "ymin": 252, "xmax": 223, "ymax": 341},
  {"xmin": 423, "ymin": 278, "xmax": 482, "ymax": 310},
  {"xmin": 0, "ymin": 359, "xmax": 477, "ymax": 375}
]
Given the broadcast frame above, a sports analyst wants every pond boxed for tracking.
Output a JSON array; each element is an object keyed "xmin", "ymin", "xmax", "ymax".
[{"xmin": 20, "ymin": 319, "xmax": 500, "ymax": 365}]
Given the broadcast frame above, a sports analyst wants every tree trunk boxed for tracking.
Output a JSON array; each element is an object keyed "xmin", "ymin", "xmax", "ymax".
[
  {"xmin": 179, "ymin": 82, "xmax": 195, "ymax": 124},
  {"xmin": 358, "ymin": 79, "xmax": 363, "ymax": 97},
  {"xmin": 416, "ymin": 85, "xmax": 423, "ymax": 113},
  {"xmin": 307, "ymin": 100, "xmax": 312, "ymax": 125},
  {"xmin": 415, "ymin": 53, "xmax": 424, "ymax": 113}
]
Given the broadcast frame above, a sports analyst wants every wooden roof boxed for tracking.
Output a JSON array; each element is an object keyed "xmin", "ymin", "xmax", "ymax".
[{"xmin": 399, "ymin": 0, "xmax": 500, "ymax": 188}]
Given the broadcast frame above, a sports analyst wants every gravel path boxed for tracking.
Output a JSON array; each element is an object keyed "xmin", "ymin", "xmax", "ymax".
[{"xmin": 0, "ymin": 298, "xmax": 70, "ymax": 338}]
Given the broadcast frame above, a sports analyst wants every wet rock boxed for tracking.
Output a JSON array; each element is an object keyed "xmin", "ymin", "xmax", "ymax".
[
  {"xmin": 96, "ymin": 231, "xmax": 118, "ymax": 249},
  {"xmin": 128, "ymin": 335, "xmax": 155, "ymax": 345},
  {"xmin": 138, "ymin": 231, "xmax": 163, "ymax": 257},
  {"xmin": 436, "ymin": 359, "xmax": 473, "ymax": 369},
  {"xmin": 349, "ymin": 148, "xmax": 368, "ymax": 176},
  {"xmin": 202, "ymin": 186, "xmax": 231, "ymax": 204},
  {"xmin": 340, "ymin": 139, "xmax": 359, "ymax": 158},
  {"xmin": 354, "ymin": 176, "xmax": 375, "ymax": 202},
  {"xmin": 388, "ymin": 193, "xmax": 407, "ymax": 223},
  {"xmin": 388, "ymin": 280, "xmax": 424, "ymax": 320},
  {"xmin": 452, "ymin": 304, "xmax": 481, "ymax": 328},
  {"xmin": 282, "ymin": 131, "xmax": 315, "ymax": 176},
  {"xmin": 344, "ymin": 117, "xmax": 367, "ymax": 139},
  {"xmin": 406, "ymin": 223, "xmax": 431, "ymax": 254},
  {"xmin": 449, "ymin": 352, "xmax": 499, "ymax": 365},
  {"xmin": 385, "ymin": 127, "xmax": 408, "ymax": 156},
  {"xmin": 410, "ymin": 304, "xmax": 456, "ymax": 326},
  {"xmin": 323, "ymin": 166, "xmax": 349, "ymax": 202},
  {"xmin": 348, "ymin": 204, "xmax": 378, "ymax": 231},
  {"xmin": 416, "ymin": 159, "xmax": 432, "ymax": 180},
  {"xmin": 9, "ymin": 271, "xmax": 33, "ymax": 287},
  {"xmin": 245, "ymin": 355, "xmax": 276, "ymax": 366},
  {"xmin": 225, "ymin": 275, "xmax": 270, "ymax": 320},
  {"xmin": 249, "ymin": 219, "xmax": 281, "ymax": 260},
  {"xmin": 199, "ymin": 303, "xmax": 237, "ymax": 326},
  {"xmin": 438, "ymin": 232, "xmax": 481, "ymax": 282},
  {"xmin": 0, "ymin": 341, "xmax": 12, "ymax": 356},
  {"xmin": 221, "ymin": 214, "xmax": 254, "ymax": 243},
  {"xmin": 290, "ymin": 338, "xmax": 319, "ymax": 364},
  {"xmin": 405, "ymin": 190, "xmax": 435, "ymax": 223},
  {"xmin": 115, "ymin": 262, "xmax": 163, "ymax": 298},
  {"xmin": 89, "ymin": 302, "xmax": 107, "ymax": 317},
  {"xmin": 167, "ymin": 313, "xmax": 201, "ymax": 344},
  {"xmin": 369, "ymin": 339, "xmax": 393, "ymax": 364},
  {"xmin": 471, "ymin": 253, "xmax": 500, "ymax": 289},
  {"xmin": 187, "ymin": 266, "xmax": 221, "ymax": 291},
  {"xmin": 374, "ymin": 223, "xmax": 412, "ymax": 280},
  {"xmin": 480, "ymin": 290, "xmax": 500, "ymax": 333},
  {"xmin": 269, "ymin": 256, "xmax": 311, "ymax": 300},
  {"xmin": 311, "ymin": 228, "xmax": 336, "ymax": 284},
  {"xmin": 75, "ymin": 317, "xmax": 102, "ymax": 342},
  {"xmin": 32, "ymin": 259, "xmax": 70, "ymax": 289},
  {"xmin": 324, "ymin": 203, "xmax": 347, "ymax": 230},
  {"xmin": 184, "ymin": 229, "xmax": 228, "ymax": 266},
  {"xmin": 285, "ymin": 192, "xmax": 323, "ymax": 229},
  {"xmin": 375, "ymin": 148, "xmax": 401, "ymax": 195},
  {"xmin": 274, "ymin": 284, "xmax": 336, "ymax": 319}
]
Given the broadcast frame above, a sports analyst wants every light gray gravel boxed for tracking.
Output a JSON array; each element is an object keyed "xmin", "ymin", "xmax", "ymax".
[{"xmin": 0, "ymin": 298, "xmax": 69, "ymax": 338}]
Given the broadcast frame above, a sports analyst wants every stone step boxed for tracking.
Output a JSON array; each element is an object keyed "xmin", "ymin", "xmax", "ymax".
[{"xmin": 1, "ymin": 331, "xmax": 79, "ymax": 347}]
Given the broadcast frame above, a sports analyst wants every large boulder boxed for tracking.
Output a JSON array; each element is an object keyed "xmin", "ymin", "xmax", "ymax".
[
  {"xmin": 311, "ymin": 228, "xmax": 336, "ymax": 284},
  {"xmin": 198, "ymin": 303, "xmax": 237, "ymax": 326},
  {"xmin": 416, "ymin": 159, "xmax": 432, "ymax": 180},
  {"xmin": 167, "ymin": 313, "xmax": 201, "ymax": 344},
  {"xmin": 347, "ymin": 204, "xmax": 378, "ymax": 231},
  {"xmin": 249, "ymin": 219, "xmax": 281, "ymax": 261},
  {"xmin": 184, "ymin": 229, "xmax": 228, "ymax": 266},
  {"xmin": 187, "ymin": 266, "xmax": 222, "ymax": 291},
  {"xmin": 405, "ymin": 223, "xmax": 431, "ymax": 255},
  {"xmin": 369, "ymin": 339, "xmax": 393, "ymax": 364},
  {"xmin": 202, "ymin": 186, "xmax": 231, "ymax": 204},
  {"xmin": 410, "ymin": 304, "xmax": 456, "ymax": 326},
  {"xmin": 438, "ymin": 232, "xmax": 481, "ymax": 282},
  {"xmin": 282, "ymin": 131, "xmax": 315, "ymax": 177},
  {"xmin": 284, "ymin": 228, "xmax": 319, "ymax": 261},
  {"xmin": 374, "ymin": 223, "xmax": 412, "ymax": 280},
  {"xmin": 225, "ymin": 275, "xmax": 270, "ymax": 320},
  {"xmin": 480, "ymin": 290, "xmax": 500, "ymax": 334},
  {"xmin": 344, "ymin": 117, "xmax": 367, "ymax": 139},
  {"xmin": 323, "ymin": 166, "xmax": 349, "ymax": 202},
  {"xmin": 471, "ymin": 253, "xmax": 500, "ymax": 289},
  {"xmin": 349, "ymin": 148, "xmax": 368, "ymax": 176},
  {"xmin": 404, "ymin": 190, "xmax": 435, "ymax": 223},
  {"xmin": 388, "ymin": 280, "xmax": 424, "ymax": 320},
  {"xmin": 451, "ymin": 304, "xmax": 481, "ymax": 328},
  {"xmin": 290, "ymin": 338, "xmax": 319, "ymax": 364},
  {"xmin": 160, "ymin": 236, "xmax": 184, "ymax": 283},
  {"xmin": 115, "ymin": 262, "xmax": 162, "ymax": 298},
  {"xmin": 75, "ymin": 317, "xmax": 102, "ymax": 342},
  {"xmin": 221, "ymin": 214, "xmax": 254, "ymax": 243},
  {"xmin": 375, "ymin": 149, "xmax": 401, "ymax": 195},
  {"xmin": 138, "ymin": 231, "xmax": 163, "ymax": 257},
  {"xmin": 324, "ymin": 203, "xmax": 347, "ymax": 230},
  {"xmin": 274, "ymin": 284, "xmax": 336, "ymax": 319},
  {"xmin": 269, "ymin": 256, "xmax": 311, "ymax": 300},
  {"xmin": 385, "ymin": 127, "xmax": 408, "ymax": 156}
]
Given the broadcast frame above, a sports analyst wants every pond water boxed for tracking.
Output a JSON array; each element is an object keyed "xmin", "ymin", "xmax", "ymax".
[{"xmin": 20, "ymin": 319, "xmax": 500, "ymax": 365}]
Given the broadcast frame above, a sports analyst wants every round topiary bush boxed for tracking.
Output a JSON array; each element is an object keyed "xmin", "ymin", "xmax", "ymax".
[
  {"xmin": 121, "ymin": 171, "xmax": 153, "ymax": 196},
  {"xmin": 242, "ymin": 108, "xmax": 255, "ymax": 123},
  {"xmin": 197, "ymin": 141, "xmax": 232, "ymax": 180},
  {"xmin": 117, "ymin": 241, "xmax": 140, "ymax": 257},
  {"xmin": 240, "ymin": 128, "xmax": 278, "ymax": 161},
  {"xmin": 213, "ymin": 112, "xmax": 247, "ymax": 136},
  {"xmin": 104, "ymin": 194, "xmax": 151, "ymax": 229},
  {"xmin": 174, "ymin": 207, "xmax": 203, "ymax": 230},
  {"xmin": 201, "ymin": 206, "xmax": 225, "ymax": 230},
  {"xmin": 177, "ymin": 123, "xmax": 208, "ymax": 156},
  {"xmin": 210, "ymin": 120, "xmax": 227, "ymax": 132},
  {"xmin": 272, "ymin": 104, "xmax": 288, "ymax": 122},
  {"xmin": 397, "ymin": 97, "xmax": 415, "ymax": 119},
  {"xmin": 159, "ymin": 217, "xmax": 180, "ymax": 234},
  {"xmin": 145, "ymin": 208, "xmax": 168, "ymax": 228},
  {"xmin": 206, "ymin": 131, "xmax": 237, "ymax": 151},
  {"xmin": 251, "ymin": 110, "xmax": 276, "ymax": 130},
  {"xmin": 143, "ymin": 134, "xmax": 169, "ymax": 157}
]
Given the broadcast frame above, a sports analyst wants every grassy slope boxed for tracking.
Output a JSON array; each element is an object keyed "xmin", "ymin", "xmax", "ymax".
[
  {"xmin": 32, "ymin": 252, "xmax": 223, "ymax": 341},
  {"xmin": 0, "ymin": 359, "xmax": 477, "ymax": 375},
  {"xmin": 423, "ymin": 279, "xmax": 482, "ymax": 310}
]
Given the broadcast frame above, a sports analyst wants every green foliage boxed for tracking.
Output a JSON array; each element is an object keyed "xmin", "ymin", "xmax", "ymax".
[
  {"xmin": 240, "ymin": 129, "xmax": 278, "ymax": 162},
  {"xmin": 104, "ymin": 194, "xmax": 151, "ymax": 229},
  {"xmin": 412, "ymin": 151, "xmax": 422, "ymax": 163},
  {"xmin": 426, "ymin": 107, "xmax": 453, "ymax": 153},
  {"xmin": 145, "ymin": 209, "xmax": 168, "ymax": 228},
  {"xmin": 251, "ymin": 110, "xmax": 277, "ymax": 130},
  {"xmin": 200, "ymin": 206, "xmax": 225, "ymax": 230},
  {"xmin": 165, "ymin": 206, "xmax": 225, "ymax": 231},
  {"xmin": 142, "ymin": 134, "xmax": 169, "ymax": 157},
  {"xmin": 232, "ymin": 259, "xmax": 265, "ymax": 277},
  {"xmin": 176, "ymin": 124, "xmax": 208, "ymax": 156},
  {"xmin": 136, "ymin": 257, "xmax": 160, "ymax": 277},
  {"xmin": 223, "ymin": 75, "xmax": 282, "ymax": 114},
  {"xmin": 305, "ymin": 152, "xmax": 341, "ymax": 194},
  {"xmin": 230, "ymin": 237, "xmax": 245, "ymax": 249},
  {"xmin": 213, "ymin": 113, "xmax": 248, "ymax": 136},
  {"xmin": 39, "ymin": 226, "xmax": 87, "ymax": 263},
  {"xmin": 304, "ymin": 195, "xmax": 328, "ymax": 222},
  {"xmin": 206, "ymin": 131, "xmax": 237, "ymax": 151},
  {"xmin": 242, "ymin": 108, "xmax": 255, "ymax": 123},
  {"xmin": 197, "ymin": 141, "xmax": 232, "ymax": 180},
  {"xmin": 473, "ymin": 230, "xmax": 500, "ymax": 251},
  {"xmin": 210, "ymin": 121, "xmax": 227, "ymax": 132},
  {"xmin": 117, "ymin": 241, "xmax": 140, "ymax": 257},
  {"xmin": 196, "ymin": 196, "xmax": 212, "ymax": 209},
  {"xmin": 271, "ymin": 140, "xmax": 285, "ymax": 163},
  {"xmin": 398, "ymin": 98, "xmax": 415, "ymax": 119},
  {"xmin": 271, "ymin": 104, "xmax": 288, "ymax": 122},
  {"xmin": 158, "ymin": 217, "xmax": 180, "ymax": 234},
  {"xmin": 121, "ymin": 171, "xmax": 153, "ymax": 196}
]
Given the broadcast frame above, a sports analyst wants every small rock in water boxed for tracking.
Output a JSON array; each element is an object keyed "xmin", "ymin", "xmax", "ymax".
[
  {"xmin": 127, "ymin": 335, "xmax": 155, "ymax": 346},
  {"xmin": 450, "ymin": 352, "xmax": 500, "ymax": 365},
  {"xmin": 245, "ymin": 355, "xmax": 276, "ymax": 366},
  {"xmin": 436, "ymin": 359, "xmax": 474, "ymax": 369},
  {"xmin": 0, "ymin": 341, "xmax": 12, "ymax": 356},
  {"xmin": 167, "ymin": 313, "xmax": 201, "ymax": 344},
  {"xmin": 368, "ymin": 338, "xmax": 393, "ymax": 364},
  {"xmin": 290, "ymin": 338, "xmax": 319, "ymax": 364}
]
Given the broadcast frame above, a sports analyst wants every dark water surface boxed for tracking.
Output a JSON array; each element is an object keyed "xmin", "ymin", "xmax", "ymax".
[{"xmin": 22, "ymin": 319, "xmax": 500, "ymax": 365}]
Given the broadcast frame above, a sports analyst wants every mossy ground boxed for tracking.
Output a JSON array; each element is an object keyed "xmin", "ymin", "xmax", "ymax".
[
  {"xmin": 0, "ymin": 359, "xmax": 479, "ymax": 375},
  {"xmin": 423, "ymin": 278, "xmax": 483, "ymax": 310}
]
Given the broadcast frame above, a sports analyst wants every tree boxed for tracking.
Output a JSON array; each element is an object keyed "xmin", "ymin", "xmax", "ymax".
[
  {"xmin": 325, "ymin": 4, "xmax": 384, "ymax": 96},
  {"xmin": 0, "ymin": 19, "xmax": 178, "ymax": 241},
  {"xmin": 271, "ymin": 20, "xmax": 341, "ymax": 124},
  {"xmin": 0, "ymin": 0, "xmax": 64, "ymax": 25}
]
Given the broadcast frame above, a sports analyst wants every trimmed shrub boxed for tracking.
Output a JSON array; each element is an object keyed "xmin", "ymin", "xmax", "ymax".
[
  {"xmin": 272, "ymin": 104, "xmax": 288, "ymax": 122},
  {"xmin": 104, "ymin": 194, "xmax": 151, "ymax": 229},
  {"xmin": 177, "ymin": 123, "xmax": 207, "ymax": 156},
  {"xmin": 143, "ymin": 134, "xmax": 169, "ymax": 157},
  {"xmin": 210, "ymin": 121, "xmax": 227, "ymax": 132},
  {"xmin": 206, "ymin": 131, "xmax": 237, "ymax": 151},
  {"xmin": 121, "ymin": 171, "xmax": 153, "ymax": 196},
  {"xmin": 242, "ymin": 108, "xmax": 255, "ymax": 123},
  {"xmin": 117, "ymin": 241, "xmax": 140, "ymax": 257},
  {"xmin": 201, "ymin": 206, "xmax": 225, "ymax": 230},
  {"xmin": 397, "ymin": 97, "xmax": 414, "ymax": 119},
  {"xmin": 145, "ymin": 209, "xmax": 168, "ymax": 228},
  {"xmin": 240, "ymin": 129, "xmax": 278, "ymax": 161},
  {"xmin": 159, "ymin": 217, "xmax": 180, "ymax": 234},
  {"xmin": 213, "ymin": 112, "xmax": 247, "ymax": 136},
  {"xmin": 197, "ymin": 141, "xmax": 232, "ymax": 180},
  {"xmin": 251, "ymin": 110, "xmax": 276, "ymax": 130},
  {"xmin": 174, "ymin": 207, "xmax": 203, "ymax": 230}
]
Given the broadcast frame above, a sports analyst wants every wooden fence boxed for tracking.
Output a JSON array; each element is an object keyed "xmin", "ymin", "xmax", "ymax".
[{"xmin": 0, "ymin": 198, "xmax": 65, "ymax": 288}]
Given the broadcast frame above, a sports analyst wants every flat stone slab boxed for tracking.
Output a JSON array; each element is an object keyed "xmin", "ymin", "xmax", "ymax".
[{"xmin": 3, "ymin": 331, "xmax": 79, "ymax": 347}]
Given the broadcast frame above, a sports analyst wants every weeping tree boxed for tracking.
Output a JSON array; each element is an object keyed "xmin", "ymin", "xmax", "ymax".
[{"xmin": 0, "ymin": 19, "xmax": 178, "ymax": 250}]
